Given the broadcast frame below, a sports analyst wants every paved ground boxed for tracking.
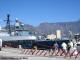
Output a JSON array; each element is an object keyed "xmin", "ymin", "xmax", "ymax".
[
  {"xmin": 0, "ymin": 48, "xmax": 80, "ymax": 60},
  {"xmin": 27, "ymin": 55, "xmax": 80, "ymax": 60}
]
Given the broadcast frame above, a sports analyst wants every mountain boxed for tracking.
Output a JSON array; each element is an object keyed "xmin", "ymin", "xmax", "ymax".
[{"xmin": 34, "ymin": 20, "xmax": 80, "ymax": 37}]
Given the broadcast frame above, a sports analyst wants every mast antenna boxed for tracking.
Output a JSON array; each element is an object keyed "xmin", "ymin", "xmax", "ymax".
[{"xmin": 6, "ymin": 14, "xmax": 11, "ymax": 35}]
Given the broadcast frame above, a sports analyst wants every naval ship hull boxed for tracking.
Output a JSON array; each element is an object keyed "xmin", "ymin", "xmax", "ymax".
[
  {"xmin": 0, "ymin": 36, "xmax": 36, "ymax": 49},
  {"xmin": 2, "ymin": 36, "xmax": 69, "ymax": 49}
]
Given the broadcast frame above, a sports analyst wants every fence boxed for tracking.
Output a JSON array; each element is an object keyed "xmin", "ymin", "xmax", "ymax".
[{"xmin": 21, "ymin": 48, "xmax": 80, "ymax": 59}]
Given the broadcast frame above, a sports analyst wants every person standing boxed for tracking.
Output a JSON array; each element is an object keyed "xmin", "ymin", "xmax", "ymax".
[
  {"xmin": 73, "ymin": 42, "xmax": 78, "ymax": 55},
  {"xmin": 0, "ymin": 39, "xmax": 2, "ymax": 51},
  {"xmin": 67, "ymin": 41, "xmax": 71, "ymax": 56},
  {"xmin": 62, "ymin": 42, "xmax": 67, "ymax": 54},
  {"xmin": 69, "ymin": 40, "xmax": 74, "ymax": 54},
  {"xmin": 54, "ymin": 41, "xmax": 59, "ymax": 50},
  {"xmin": 70, "ymin": 40, "xmax": 73, "ymax": 48},
  {"xmin": 67, "ymin": 41, "xmax": 71, "ymax": 51},
  {"xmin": 54, "ymin": 41, "xmax": 59, "ymax": 54}
]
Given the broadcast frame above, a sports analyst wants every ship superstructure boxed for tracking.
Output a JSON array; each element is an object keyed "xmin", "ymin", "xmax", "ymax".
[{"xmin": 0, "ymin": 14, "xmax": 37, "ymax": 41}]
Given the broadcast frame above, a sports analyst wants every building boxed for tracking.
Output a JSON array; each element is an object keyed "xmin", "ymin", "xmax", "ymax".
[
  {"xmin": 46, "ymin": 34, "xmax": 56, "ymax": 40},
  {"xmin": 56, "ymin": 30, "xmax": 61, "ymax": 39}
]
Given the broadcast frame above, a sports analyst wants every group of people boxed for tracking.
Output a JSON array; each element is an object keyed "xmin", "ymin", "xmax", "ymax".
[{"xmin": 53, "ymin": 40, "xmax": 78, "ymax": 55}]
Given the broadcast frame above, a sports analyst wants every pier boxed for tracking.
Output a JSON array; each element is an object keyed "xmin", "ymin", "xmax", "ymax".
[{"xmin": 0, "ymin": 48, "xmax": 80, "ymax": 60}]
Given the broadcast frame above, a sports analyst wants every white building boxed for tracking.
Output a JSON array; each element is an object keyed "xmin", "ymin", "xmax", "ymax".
[
  {"xmin": 46, "ymin": 34, "xmax": 56, "ymax": 40},
  {"xmin": 56, "ymin": 30, "xmax": 61, "ymax": 39}
]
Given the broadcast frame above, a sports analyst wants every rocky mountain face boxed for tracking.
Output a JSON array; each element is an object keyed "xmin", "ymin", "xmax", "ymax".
[{"xmin": 24, "ymin": 20, "xmax": 80, "ymax": 37}]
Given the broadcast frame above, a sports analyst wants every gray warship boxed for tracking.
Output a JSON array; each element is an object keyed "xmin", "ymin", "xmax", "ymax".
[{"xmin": 0, "ymin": 14, "xmax": 37, "ymax": 49}]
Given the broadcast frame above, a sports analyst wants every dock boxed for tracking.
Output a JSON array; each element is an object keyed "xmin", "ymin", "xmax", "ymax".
[{"xmin": 0, "ymin": 48, "xmax": 80, "ymax": 60}]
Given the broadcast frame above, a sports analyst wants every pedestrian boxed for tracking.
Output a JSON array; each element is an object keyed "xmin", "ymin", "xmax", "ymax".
[
  {"xmin": 69, "ymin": 40, "xmax": 74, "ymax": 54},
  {"xmin": 67, "ymin": 41, "xmax": 71, "ymax": 56},
  {"xmin": 62, "ymin": 42, "xmax": 67, "ymax": 55},
  {"xmin": 70, "ymin": 40, "xmax": 73, "ymax": 48},
  {"xmin": 54, "ymin": 41, "xmax": 59, "ymax": 54},
  {"xmin": 0, "ymin": 39, "xmax": 2, "ymax": 51},
  {"xmin": 67, "ymin": 41, "xmax": 71, "ymax": 51},
  {"xmin": 73, "ymin": 42, "xmax": 78, "ymax": 55},
  {"xmin": 54, "ymin": 41, "xmax": 59, "ymax": 50}
]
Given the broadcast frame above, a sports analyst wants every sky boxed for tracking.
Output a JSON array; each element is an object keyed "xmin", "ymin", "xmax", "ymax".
[{"xmin": 0, "ymin": 0, "xmax": 80, "ymax": 26}]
